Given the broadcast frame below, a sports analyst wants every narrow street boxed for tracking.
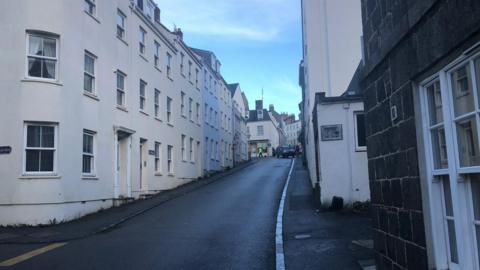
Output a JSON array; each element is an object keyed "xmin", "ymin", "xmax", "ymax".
[{"xmin": 0, "ymin": 159, "xmax": 292, "ymax": 270}]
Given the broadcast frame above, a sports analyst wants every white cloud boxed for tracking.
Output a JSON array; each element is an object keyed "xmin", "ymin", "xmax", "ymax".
[{"xmin": 154, "ymin": 0, "xmax": 299, "ymax": 42}]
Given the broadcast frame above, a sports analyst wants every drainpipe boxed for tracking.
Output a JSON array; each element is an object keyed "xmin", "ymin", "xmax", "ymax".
[{"xmin": 343, "ymin": 103, "xmax": 353, "ymax": 204}]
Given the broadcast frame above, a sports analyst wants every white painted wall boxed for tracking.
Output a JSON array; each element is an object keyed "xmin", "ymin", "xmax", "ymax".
[
  {"xmin": 315, "ymin": 101, "xmax": 370, "ymax": 206},
  {"xmin": 301, "ymin": 0, "xmax": 363, "ymax": 188},
  {"xmin": 0, "ymin": 0, "xmax": 239, "ymax": 225}
]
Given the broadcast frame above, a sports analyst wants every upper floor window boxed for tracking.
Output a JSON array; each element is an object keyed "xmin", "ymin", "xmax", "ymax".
[
  {"xmin": 24, "ymin": 123, "xmax": 57, "ymax": 174},
  {"xmin": 154, "ymin": 89, "xmax": 160, "ymax": 118},
  {"xmin": 189, "ymin": 138, "xmax": 194, "ymax": 162},
  {"xmin": 181, "ymin": 92, "xmax": 186, "ymax": 116},
  {"xmin": 84, "ymin": 0, "xmax": 96, "ymax": 16},
  {"xmin": 139, "ymin": 27, "xmax": 146, "ymax": 54},
  {"xmin": 117, "ymin": 10, "xmax": 126, "ymax": 39},
  {"xmin": 27, "ymin": 33, "xmax": 58, "ymax": 80},
  {"xmin": 195, "ymin": 68, "xmax": 199, "ymax": 88},
  {"xmin": 257, "ymin": 110, "xmax": 263, "ymax": 120},
  {"xmin": 188, "ymin": 98, "xmax": 193, "ymax": 120},
  {"xmin": 139, "ymin": 80, "xmax": 146, "ymax": 111},
  {"xmin": 146, "ymin": 0, "xmax": 154, "ymax": 19},
  {"xmin": 154, "ymin": 142, "xmax": 161, "ymax": 172},
  {"xmin": 257, "ymin": 125, "xmax": 264, "ymax": 136},
  {"xmin": 167, "ymin": 97, "xmax": 173, "ymax": 123},
  {"xmin": 166, "ymin": 52, "xmax": 172, "ymax": 78},
  {"xmin": 196, "ymin": 103, "xmax": 200, "ymax": 124},
  {"xmin": 188, "ymin": 61, "xmax": 192, "ymax": 82},
  {"xmin": 181, "ymin": 135, "xmax": 187, "ymax": 161},
  {"xmin": 154, "ymin": 41, "xmax": 160, "ymax": 68},
  {"xmin": 180, "ymin": 53, "xmax": 185, "ymax": 75},
  {"xmin": 84, "ymin": 51, "xmax": 96, "ymax": 94},
  {"xmin": 116, "ymin": 70, "xmax": 126, "ymax": 107}
]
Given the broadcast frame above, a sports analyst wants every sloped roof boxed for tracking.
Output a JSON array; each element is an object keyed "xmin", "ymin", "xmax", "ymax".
[
  {"xmin": 227, "ymin": 83, "xmax": 239, "ymax": 97},
  {"xmin": 247, "ymin": 109, "xmax": 271, "ymax": 122}
]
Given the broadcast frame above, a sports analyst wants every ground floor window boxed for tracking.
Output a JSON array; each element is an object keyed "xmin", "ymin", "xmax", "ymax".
[
  {"xmin": 167, "ymin": 145, "xmax": 173, "ymax": 173},
  {"xmin": 155, "ymin": 142, "xmax": 161, "ymax": 172},
  {"xmin": 24, "ymin": 123, "xmax": 57, "ymax": 173},
  {"xmin": 82, "ymin": 130, "xmax": 95, "ymax": 175}
]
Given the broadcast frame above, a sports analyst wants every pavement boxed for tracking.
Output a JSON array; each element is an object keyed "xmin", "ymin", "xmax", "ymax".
[
  {"xmin": 0, "ymin": 158, "xmax": 291, "ymax": 270},
  {"xmin": 283, "ymin": 159, "xmax": 375, "ymax": 270}
]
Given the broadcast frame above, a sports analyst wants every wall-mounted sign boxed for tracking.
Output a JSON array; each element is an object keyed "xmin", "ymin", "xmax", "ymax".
[
  {"xmin": 149, "ymin": 150, "xmax": 156, "ymax": 156},
  {"xmin": 321, "ymin": 125, "xmax": 343, "ymax": 141},
  {"xmin": 0, "ymin": 146, "xmax": 12, "ymax": 155}
]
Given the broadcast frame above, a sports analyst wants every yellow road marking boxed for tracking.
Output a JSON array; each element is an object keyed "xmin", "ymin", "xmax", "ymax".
[{"xmin": 0, "ymin": 242, "xmax": 67, "ymax": 267}]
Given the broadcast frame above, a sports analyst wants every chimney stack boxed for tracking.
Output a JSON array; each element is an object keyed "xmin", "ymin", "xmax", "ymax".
[
  {"xmin": 255, "ymin": 100, "xmax": 263, "ymax": 110},
  {"xmin": 154, "ymin": 7, "xmax": 160, "ymax": 23},
  {"xmin": 175, "ymin": 28, "xmax": 184, "ymax": 40}
]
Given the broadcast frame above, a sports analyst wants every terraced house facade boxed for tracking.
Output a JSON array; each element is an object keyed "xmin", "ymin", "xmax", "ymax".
[{"xmin": 0, "ymin": 0, "xmax": 248, "ymax": 226}]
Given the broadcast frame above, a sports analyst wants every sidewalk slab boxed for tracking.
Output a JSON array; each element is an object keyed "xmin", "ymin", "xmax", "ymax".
[
  {"xmin": 0, "ymin": 160, "xmax": 256, "ymax": 245},
  {"xmin": 283, "ymin": 159, "xmax": 374, "ymax": 270}
]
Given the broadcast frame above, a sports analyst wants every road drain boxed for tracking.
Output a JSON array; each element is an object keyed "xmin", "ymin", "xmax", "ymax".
[{"xmin": 294, "ymin": 234, "xmax": 311, "ymax": 240}]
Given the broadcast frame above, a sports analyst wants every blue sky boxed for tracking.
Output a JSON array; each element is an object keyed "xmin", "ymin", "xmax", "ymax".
[{"xmin": 155, "ymin": 0, "xmax": 303, "ymax": 116}]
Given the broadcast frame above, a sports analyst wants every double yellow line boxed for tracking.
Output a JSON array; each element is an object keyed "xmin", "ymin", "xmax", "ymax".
[{"xmin": 0, "ymin": 243, "xmax": 67, "ymax": 267}]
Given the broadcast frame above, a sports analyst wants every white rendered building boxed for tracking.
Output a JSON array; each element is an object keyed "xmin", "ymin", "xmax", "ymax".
[
  {"xmin": 0, "ymin": 0, "xmax": 242, "ymax": 225},
  {"xmin": 286, "ymin": 120, "xmax": 301, "ymax": 146},
  {"xmin": 247, "ymin": 101, "xmax": 283, "ymax": 157},
  {"xmin": 229, "ymin": 83, "xmax": 249, "ymax": 164},
  {"xmin": 299, "ymin": 0, "xmax": 363, "ymax": 193}
]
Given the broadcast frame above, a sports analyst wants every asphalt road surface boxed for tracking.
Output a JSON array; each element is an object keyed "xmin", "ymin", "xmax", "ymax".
[{"xmin": 0, "ymin": 158, "xmax": 292, "ymax": 270}]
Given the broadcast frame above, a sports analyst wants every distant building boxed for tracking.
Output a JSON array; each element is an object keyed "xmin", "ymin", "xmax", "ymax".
[
  {"xmin": 247, "ymin": 101, "xmax": 284, "ymax": 157},
  {"xmin": 285, "ymin": 120, "xmax": 301, "ymax": 146},
  {"xmin": 228, "ymin": 83, "xmax": 249, "ymax": 164},
  {"xmin": 361, "ymin": 0, "xmax": 480, "ymax": 269}
]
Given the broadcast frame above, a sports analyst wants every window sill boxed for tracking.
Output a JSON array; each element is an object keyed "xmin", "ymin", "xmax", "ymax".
[
  {"xmin": 167, "ymin": 173, "xmax": 175, "ymax": 177},
  {"xmin": 355, "ymin": 147, "xmax": 367, "ymax": 152},
  {"xmin": 182, "ymin": 160, "xmax": 187, "ymax": 163},
  {"xmin": 190, "ymin": 161, "xmax": 195, "ymax": 164},
  {"xmin": 189, "ymin": 81, "xmax": 194, "ymax": 86},
  {"xmin": 83, "ymin": 91, "xmax": 99, "ymax": 101},
  {"xmin": 117, "ymin": 36, "xmax": 129, "ymax": 46},
  {"xmin": 190, "ymin": 120, "xmax": 195, "ymax": 124},
  {"xmin": 167, "ymin": 123, "xmax": 174, "ymax": 127},
  {"xmin": 181, "ymin": 73, "xmax": 186, "ymax": 79},
  {"xmin": 154, "ymin": 172, "xmax": 163, "ymax": 176},
  {"xmin": 117, "ymin": 105, "xmax": 128, "ymax": 112},
  {"xmin": 155, "ymin": 66, "xmax": 162, "ymax": 73},
  {"xmin": 140, "ymin": 110, "xmax": 149, "ymax": 116},
  {"xmin": 19, "ymin": 174, "xmax": 62, "ymax": 180},
  {"xmin": 21, "ymin": 78, "xmax": 63, "ymax": 86},
  {"xmin": 155, "ymin": 117, "xmax": 162, "ymax": 123},
  {"xmin": 82, "ymin": 176, "xmax": 99, "ymax": 180},
  {"xmin": 181, "ymin": 115, "xmax": 187, "ymax": 119},
  {"xmin": 167, "ymin": 76, "xmax": 174, "ymax": 82},
  {"xmin": 84, "ymin": 11, "xmax": 101, "ymax": 24},
  {"xmin": 139, "ymin": 54, "xmax": 149, "ymax": 62}
]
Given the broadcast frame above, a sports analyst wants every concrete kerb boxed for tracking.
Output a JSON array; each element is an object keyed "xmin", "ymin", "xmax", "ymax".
[
  {"xmin": 0, "ymin": 159, "xmax": 260, "ymax": 245},
  {"xmin": 275, "ymin": 159, "xmax": 295, "ymax": 270}
]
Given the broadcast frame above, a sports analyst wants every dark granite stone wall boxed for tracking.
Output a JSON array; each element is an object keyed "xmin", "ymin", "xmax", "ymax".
[{"xmin": 361, "ymin": 0, "xmax": 480, "ymax": 268}]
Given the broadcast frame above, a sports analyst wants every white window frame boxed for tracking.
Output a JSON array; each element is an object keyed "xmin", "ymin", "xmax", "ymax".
[
  {"xmin": 154, "ymin": 142, "xmax": 161, "ymax": 173},
  {"xmin": 196, "ymin": 103, "xmax": 200, "ymax": 124},
  {"xmin": 188, "ymin": 61, "xmax": 192, "ymax": 82},
  {"xmin": 154, "ymin": 41, "xmax": 160, "ymax": 68},
  {"xmin": 181, "ymin": 92, "xmax": 186, "ymax": 117},
  {"xmin": 354, "ymin": 111, "xmax": 367, "ymax": 151},
  {"xmin": 84, "ymin": 0, "xmax": 96, "ymax": 16},
  {"xmin": 167, "ymin": 145, "xmax": 173, "ymax": 174},
  {"xmin": 180, "ymin": 53, "xmax": 185, "ymax": 75},
  {"xmin": 181, "ymin": 135, "xmax": 187, "ymax": 161},
  {"xmin": 139, "ymin": 27, "xmax": 146, "ymax": 55},
  {"xmin": 257, "ymin": 125, "xmax": 264, "ymax": 136},
  {"xmin": 82, "ymin": 129, "xmax": 96, "ymax": 176},
  {"xmin": 188, "ymin": 98, "xmax": 193, "ymax": 121},
  {"xmin": 139, "ymin": 79, "xmax": 147, "ymax": 111},
  {"xmin": 84, "ymin": 51, "xmax": 96, "ymax": 94},
  {"xmin": 116, "ymin": 70, "xmax": 126, "ymax": 107},
  {"xmin": 117, "ymin": 9, "xmax": 126, "ymax": 39},
  {"xmin": 154, "ymin": 89, "xmax": 160, "ymax": 119},
  {"xmin": 26, "ymin": 32, "xmax": 59, "ymax": 81},
  {"xmin": 167, "ymin": 97, "xmax": 173, "ymax": 124},
  {"xmin": 23, "ymin": 122, "xmax": 58, "ymax": 175},
  {"xmin": 166, "ymin": 52, "xmax": 172, "ymax": 78},
  {"xmin": 190, "ymin": 137, "xmax": 194, "ymax": 162},
  {"xmin": 419, "ymin": 50, "xmax": 480, "ymax": 270}
]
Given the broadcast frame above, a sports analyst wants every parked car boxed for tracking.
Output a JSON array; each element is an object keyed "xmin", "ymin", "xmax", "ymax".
[{"xmin": 277, "ymin": 146, "xmax": 296, "ymax": 158}]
